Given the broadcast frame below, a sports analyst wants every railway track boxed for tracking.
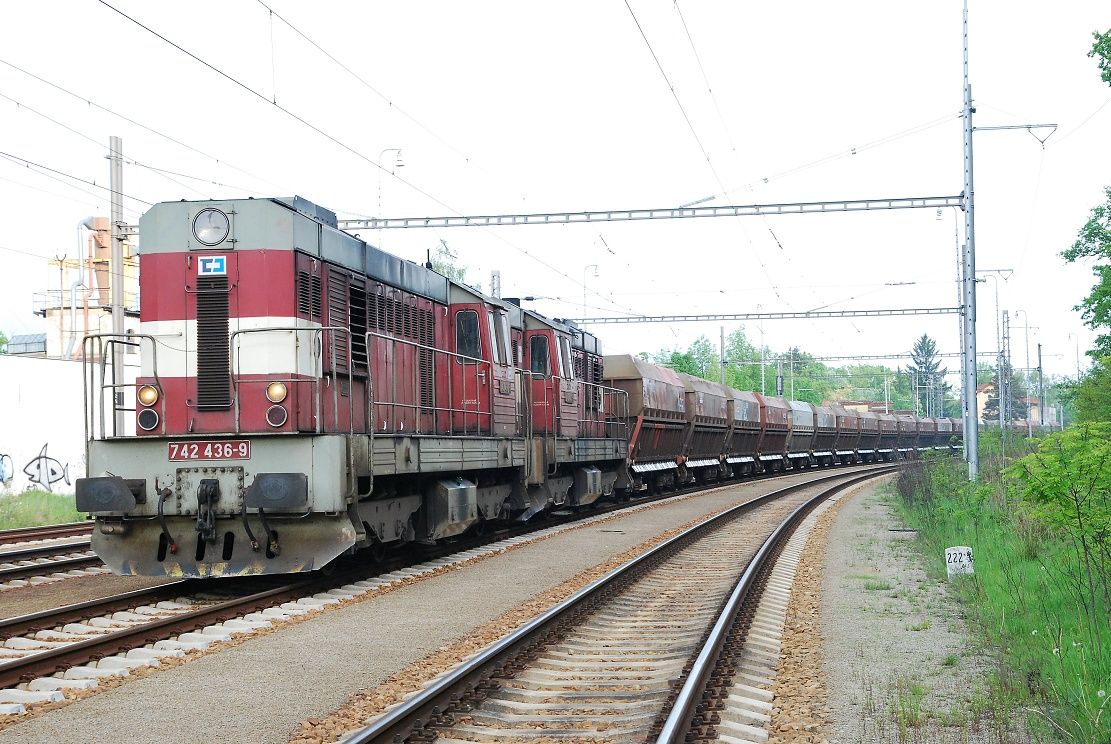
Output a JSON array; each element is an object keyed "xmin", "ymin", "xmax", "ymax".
[
  {"xmin": 0, "ymin": 523, "xmax": 92, "ymax": 548},
  {"xmin": 342, "ymin": 465, "xmax": 898, "ymax": 744},
  {"xmin": 0, "ymin": 544, "xmax": 102, "ymax": 586},
  {"xmin": 0, "ymin": 463, "xmax": 867, "ymax": 591},
  {"xmin": 0, "ymin": 522, "xmax": 100, "ymax": 588},
  {"xmin": 0, "ymin": 462, "xmax": 897, "ymax": 717}
]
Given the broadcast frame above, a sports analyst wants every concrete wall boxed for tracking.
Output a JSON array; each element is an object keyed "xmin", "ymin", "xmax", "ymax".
[{"xmin": 0, "ymin": 356, "xmax": 89, "ymax": 494}]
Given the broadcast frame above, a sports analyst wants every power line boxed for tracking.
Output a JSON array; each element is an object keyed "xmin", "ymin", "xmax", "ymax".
[
  {"xmin": 0, "ymin": 91, "xmax": 104, "ymax": 149},
  {"xmin": 253, "ymin": 0, "xmax": 483, "ymax": 172},
  {"xmin": 624, "ymin": 1, "xmax": 787, "ymax": 303},
  {"xmin": 0, "ymin": 150, "xmax": 150, "ymax": 211},
  {"xmin": 0, "ymin": 172, "xmax": 123, "ymax": 216},
  {"xmin": 0, "ymin": 243, "xmax": 55, "ymax": 260},
  {"xmin": 624, "ymin": 0, "xmax": 718, "ymax": 185},
  {"xmin": 0, "ymin": 56, "xmax": 291, "ymax": 195},
  {"xmin": 94, "ymin": 2, "xmax": 637, "ymax": 317},
  {"xmin": 1049, "ymin": 95, "xmax": 1111, "ymax": 148},
  {"xmin": 672, "ymin": 1, "xmax": 739, "ymax": 174},
  {"xmin": 705, "ymin": 111, "xmax": 961, "ymax": 203},
  {"xmin": 0, "ymin": 88, "xmax": 228, "ymax": 200},
  {"xmin": 96, "ymin": 0, "xmax": 453, "ymax": 212},
  {"xmin": 124, "ymin": 160, "xmax": 269, "ymax": 196}
]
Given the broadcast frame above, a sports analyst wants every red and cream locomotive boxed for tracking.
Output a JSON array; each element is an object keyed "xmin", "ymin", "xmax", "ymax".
[{"xmin": 75, "ymin": 196, "xmax": 961, "ymax": 577}]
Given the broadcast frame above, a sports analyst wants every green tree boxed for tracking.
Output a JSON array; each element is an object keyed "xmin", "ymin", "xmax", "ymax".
[
  {"xmin": 430, "ymin": 240, "xmax": 477, "ymax": 289},
  {"xmin": 0, "ymin": 330, "xmax": 7, "ymax": 354},
  {"xmin": 1064, "ymin": 31, "xmax": 1111, "ymax": 358},
  {"xmin": 1072, "ymin": 357, "xmax": 1111, "ymax": 422},
  {"xmin": 1062, "ymin": 187, "xmax": 1111, "ymax": 359},
  {"xmin": 1090, "ymin": 28, "xmax": 1111, "ymax": 85},
  {"xmin": 823, "ymin": 364, "xmax": 912, "ymax": 411},
  {"xmin": 722, "ymin": 328, "xmax": 766, "ymax": 393},
  {"xmin": 906, "ymin": 334, "xmax": 949, "ymax": 416},
  {"xmin": 983, "ymin": 358, "xmax": 1029, "ymax": 423}
]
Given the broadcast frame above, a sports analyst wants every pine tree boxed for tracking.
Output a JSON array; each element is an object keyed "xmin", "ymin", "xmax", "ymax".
[{"xmin": 906, "ymin": 334, "xmax": 948, "ymax": 416}]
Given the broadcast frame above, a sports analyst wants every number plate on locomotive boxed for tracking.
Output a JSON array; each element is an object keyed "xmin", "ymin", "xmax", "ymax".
[{"xmin": 168, "ymin": 440, "xmax": 251, "ymax": 461}]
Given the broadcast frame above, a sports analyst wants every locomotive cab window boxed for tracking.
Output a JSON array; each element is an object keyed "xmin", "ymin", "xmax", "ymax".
[
  {"xmin": 530, "ymin": 335, "xmax": 550, "ymax": 376},
  {"xmin": 456, "ymin": 310, "xmax": 480, "ymax": 363},
  {"xmin": 495, "ymin": 312, "xmax": 513, "ymax": 367},
  {"xmin": 557, "ymin": 336, "xmax": 572, "ymax": 379},
  {"xmin": 487, "ymin": 312, "xmax": 504, "ymax": 365}
]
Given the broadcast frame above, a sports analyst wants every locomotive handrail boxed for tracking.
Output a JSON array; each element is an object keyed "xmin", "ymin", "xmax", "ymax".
[
  {"xmin": 520, "ymin": 370, "xmax": 629, "ymax": 441},
  {"xmin": 81, "ymin": 332, "xmax": 166, "ymax": 445},
  {"xmin": 365, "ymin": 331, "xmax": 502, "ymax": 437},
  {"xmin": 229, "ymin": 326, "xmax": 354, "ymax": 438}
]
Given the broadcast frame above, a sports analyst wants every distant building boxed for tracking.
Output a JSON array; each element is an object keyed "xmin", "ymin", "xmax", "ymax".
[
  {"xmin": 6, "ymin": 333, "xmax": 47, "ymax": 356},
  {"xmin": 32, "ymin": 217, "xmax": 139, "ymax": 359},
  {"xmin": 976, "ymin": 383, "xmax": 992, "ymax": 422}
]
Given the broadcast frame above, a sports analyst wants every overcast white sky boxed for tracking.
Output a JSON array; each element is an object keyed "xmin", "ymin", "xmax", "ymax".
[{"xmin": 1, "ymin": 1, "xmax": 1108, "ymax": 381}]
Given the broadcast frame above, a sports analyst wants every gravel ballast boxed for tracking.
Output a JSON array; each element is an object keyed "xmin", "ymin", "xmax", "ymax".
[
  {"xmin": 0, "ymin": 574, "xmax": 176, "ymax": 620},
  {"xmin": 819, "ymin": 480, "xmax": 1021, "ymax": 743},
  {"xmin": 0, "ymin": 470, "xmax": 844, "ymax": 744}
]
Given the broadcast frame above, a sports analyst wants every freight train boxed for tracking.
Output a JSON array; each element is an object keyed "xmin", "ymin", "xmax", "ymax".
[{"xmin": 75, "ymin": 196, "xmax": 963, "ymax": 577}]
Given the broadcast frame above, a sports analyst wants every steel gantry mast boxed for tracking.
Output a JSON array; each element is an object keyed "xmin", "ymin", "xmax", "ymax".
[{"xmin": 959, "ymin": 0, "xmax": 979, "ymax": 479}]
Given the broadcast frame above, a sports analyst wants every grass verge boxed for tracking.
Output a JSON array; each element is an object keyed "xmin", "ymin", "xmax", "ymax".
[
  {"xmin": 0, "ymin": 490, "xmax": 84, "ymax": 530},
  {"xmin": 894, "ymin": 434, "xmax": 1111, "ymax": 742}
]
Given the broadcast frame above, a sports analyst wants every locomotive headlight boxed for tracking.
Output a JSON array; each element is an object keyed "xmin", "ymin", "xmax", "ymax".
[
  {"xmin": 192, "ymin": 208, "xmax": 230, "ymax": 246},
  {"xmin": 266, "ymin": 381, "xmax": 288, "ymax": 403},
  {"xmin": 137, "ymin": 385, "xmax": 160, "ymax": 406}
]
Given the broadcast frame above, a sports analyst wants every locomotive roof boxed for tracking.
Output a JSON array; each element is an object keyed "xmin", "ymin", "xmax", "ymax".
[
  {"xmin": 138, "ymin": 196, "xmax": 452, "ymax": 305},
  {"xmin": 505, "ymin": 302, "xmax": 602, "ymax": 356}
]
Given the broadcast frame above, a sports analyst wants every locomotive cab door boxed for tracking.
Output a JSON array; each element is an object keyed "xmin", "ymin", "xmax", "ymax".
[
  {"xmin": 488, "ymin": 309, "xmax": 517, "ymax": 436},
  {"xmin": 451, "ymin": 306, "xmax": 490, "ymax": 433},
  {"xmin": 526, "ymin": 331, "xmax": 556, "ymax": 434},
  {"xmin": 555, "ymin": 334, "xmax": 578, "ymax": 437}
]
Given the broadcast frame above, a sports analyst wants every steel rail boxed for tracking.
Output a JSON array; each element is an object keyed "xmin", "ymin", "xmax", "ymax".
[
  {"xmin": 0, "ymin": 555, "xmax": 102, "ymax": 583},
  {"xmin": 343, "ymin": 462, "xmax": 902, "ymax": 744},
  {"xmin": 655, "ymin": 467, "xmax": 897, "ymax": 743},
  {"xmin": 0, "ymin": 581, "xmax": 190, "ymax": 640},
  {"xmin": 0, "ymin": 540, "xmax": 93, "ymax": 563},
  {"xmin": 0, "ymin": 577, "xmax": 322, "ymax": 689},
  {"xmin": 0, "ymin": 523, "xmax": 92, "ymax": 547}
]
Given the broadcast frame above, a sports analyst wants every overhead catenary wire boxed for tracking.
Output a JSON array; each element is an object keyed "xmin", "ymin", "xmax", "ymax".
[
  {"xmin": 95, "ymin": 0, "xmax": 638, "ymax": 318},
  {"xmin": 253, "ymin": 0, "xmax": 486, "ymax": 172},
  {"xmin": 624, "ymin": 0, "xmax": 786, "ymax": 305},
  {"xmin": 0, "ymin": 150, "xmax": 150, "ymax": 211},
  {"xmin": 96, "ymin": 0, "xmax": 455, "ymax": 211},
  {"xmin": 0, "ymin": 89, "xmax": 236, "ymax": 202},
  {"xmin": 0, "ymin": 173, "xmax": 119, "ymax": 215},
  {"xmin": 1048, "ymin": 95, "xmax": 1111, "ymax": 148},
  {"xmin": 0, "ymin": 57, "xmax": 293, "ymax": 196}
]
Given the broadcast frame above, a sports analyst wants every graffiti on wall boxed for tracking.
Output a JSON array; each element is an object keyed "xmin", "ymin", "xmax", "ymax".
[
  {"xmin": 0, "ymin": 453, "xmax": 12, "ymax": 488},
  {"xmin": 22, "ymin": 444, "xmax": 71, "ymax": 493}
]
